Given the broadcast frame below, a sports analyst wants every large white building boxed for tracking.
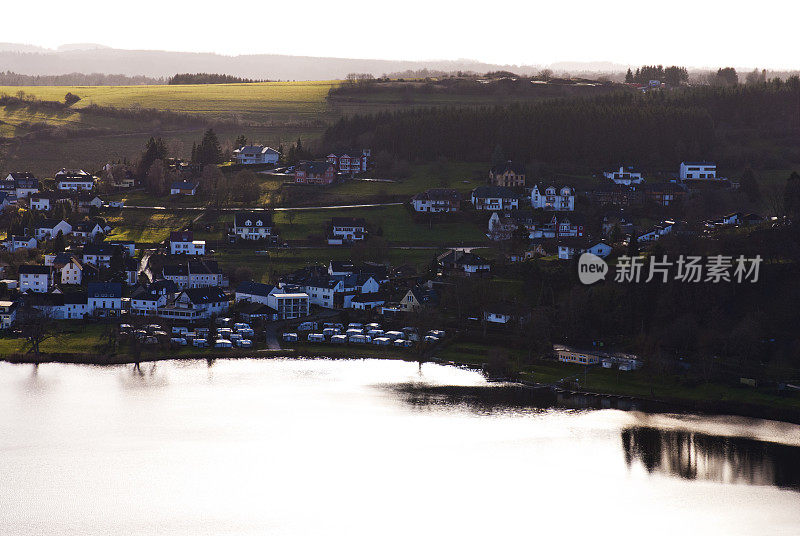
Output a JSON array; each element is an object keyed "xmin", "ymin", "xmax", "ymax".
[
  {"xmin": 19, "ymin": 265, "xmax": 51, "ymax": 293},
  {"xmin": 603, "ymin": 166, "xmax": 644, "ymax": 185},
  {"xmin": 231, "ymin": 212, "xmax": 273, "ymax": 241},
  {"xmin": 233, "ymin": 145, "xmax": 280, "ymax": 165},
  {"xmin": 169, "ymin": 231, "xmax": 206, "ymax": 256},
  {"xmin": 531, "ymin": 184, "xmax": 575, "ymax": 211},
  {"xmin": 679, "ymin": 161, "xmax": 717, "ymax": 180},
  {"xmin": 55, "ymin": 169, "xmax": 95, "ymax": 191}
]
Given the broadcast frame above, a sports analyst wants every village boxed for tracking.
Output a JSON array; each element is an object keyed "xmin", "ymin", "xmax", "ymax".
[{"xmin": 0, "ymin": 144, "xmax": 784, "ymax": 378}]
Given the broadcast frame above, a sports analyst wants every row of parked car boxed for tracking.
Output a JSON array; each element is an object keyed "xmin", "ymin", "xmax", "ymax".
[
  {"xmin": 119, "ymin": 321, "xmax": 256, "ymax": 349},
  {"xmin": 283, "ymin": 322, "xmax": 445, "ymax": 347}
]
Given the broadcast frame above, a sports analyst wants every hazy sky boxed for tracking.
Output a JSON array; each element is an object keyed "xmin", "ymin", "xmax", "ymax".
[{"xmin": 4, "ymin": 0, "xmax": 797, "ymax": 68}]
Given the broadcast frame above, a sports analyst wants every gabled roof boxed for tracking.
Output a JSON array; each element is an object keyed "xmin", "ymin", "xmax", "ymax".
[
  {"xmin": 331, "ymin": 217, "xmax": 366, "ymax": 228},
  {"xmin": 188, "ymin": 260, "xmax": 219, "ymax": 274},
  {"xmin": 38, "ymin": 219, "xmax": 69, "ymax": 229},
  {"xmin": 490, "ymin": 160, "xmax": 526, "ymax": 175},
  {"xmin": 182, "ymin": 287, "xmax": 228, "ymax": 304},
  {"xmin": 8, "ymin": 171, "xmax": 36, "ymax": 180},
  {"xmin": 171, "ymin": 181, "xmax": 198, "ymax": 190},
  {"xmin": 170, "ymin": 231, "xmax": 193, "ymax": 242},
  {"xmin": 19, "ymin": 264, "xmax": 50, "ymax": 275},
  {"xmin": 329, "ymin": 260, "xmax": 355, "ymax": 273},
  {"xmin": 298, "ymin": 160, "xmax": 335, "ymax": 175},
  {"xmin": 163, "ymin": 264, "xmax": 189, "ymax": 277},
  {"xmin": 88, "ymin": 282, "xmax": 122, "ymax": 298},
  {"xmin": 234, "ymin": 211, "xmax": 272, "ymax": 228},
  {"xmin": 236, "ymin": 281, "xmax": 275, "ymax": 297},
  {"xmin": 237, "ymin": 145, "xmax": 279, "ymax": 155},
  {"xmin": 412, "ymin": 188, "xmax": 461, "ymax": 202},
  {"xmin": 472, "ymin": 186, "xmax": 518, "ymax": 199},
  {"xmin": 83, "ymin": 244, "xmax": 120, "ymax": 256}
]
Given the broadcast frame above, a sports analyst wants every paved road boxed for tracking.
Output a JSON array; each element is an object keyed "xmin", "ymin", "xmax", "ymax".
[{"xmin": 121, "ymin": 202, "xmax": 404, "ymax": 212}]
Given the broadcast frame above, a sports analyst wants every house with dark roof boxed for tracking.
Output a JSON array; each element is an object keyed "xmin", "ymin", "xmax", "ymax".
[
  {"xmin": 169, "ymin": 231, "xmax": 205, "ymax": 256},
  {"xmin": 35, "ymin": 219, "xmax": 72, "ymax": 240},
  {"xmin": 6, "ymin": 235, "xmax": 37, "ymax": 252},
  {"xmin": 231, "ymin": 211, "xmax": 273, "ymax": 241},
  {"xmin": 437, "ymin": 249, "xmax": 491, "ymax": 275},
  {"xmin": 328, "ymin": 217, "xmax": 366, "ymax": 244},
  {"xmin": 170, "ymin": 181, "xmax": 198, "ymax": 196},
  {"xmin": 55, "ymin": 169, "xmax": 95, "ymax": 191},
  {"xmin": 294, "ymin": 161, "xmax": 337, "ymax": 184},
  {"xmin": 233, "ymin": 145, "xmax": 280, "ymax": 165},
  {"xmin": 398, "ymin": 286, "xmax": 439, "ymax": 312},
  {"xmin": 159, "ymin": 287, "xmax": 229, "ymax": 320},
  {"xmin": 471, "ymin": 186, "xmax": 519, "ymax": 211},
  {"xmin": 531, "ymin": 183, "xmax": 575, "ymax": 211},
  {"xmin": 83, "ymin": 244, "xmax": 122, "ymax": 268},
  {"xmin": 489, "ymin": 160, "xmax": 526, "ymax": 187},
  {"xmin": 19, "ymin": 265, "xmax": 51, "ymax": 293},
  {"xmin": 87, "ymin": 282, "xmax": 123, "ymax": 315},
  {"xmin": 4, "ymin": 172, "xmax": 39, "ymax": 198},
  {"xmin": 326, "ymin": 150, "xmax": 370, "ymax": 173},
  {"xmin": 411, "ymin": 188, "xmax": 461, "ymax": 213}
]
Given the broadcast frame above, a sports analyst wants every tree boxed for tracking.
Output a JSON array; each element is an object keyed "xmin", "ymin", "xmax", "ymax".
[
  {"xmin": 625, "ymin": 68, "xmax": 634, "ymax": 83},
  {"xmin": 783, "ymin": 171, "xmax": 800, "ymax": 221},
  {"xmin": 664, "ymin": 66, "xmax": 688, "ymax": 86},
  {"xmin": 491, "ymin": 144, "xmax": 505, "ymax": 167},
  {"xmin": 715, "ymin": 67, "xmax": 739, "ymax": 87},
  {"xmin": 745, "ymin": 68, "xmax": 767, "ymax": 86},
  {"xmin": 137, "ymin": 137, "xmax": 168, "ymax": 178},
  {"xmin": 196, "ymin": 128, "xmax": 223, "ymax": 166},
  {"xmin": 51, "ymin": 230, "xmax": 65, "ymax": 253},
  {"xmin": 739, "ymin": 166, "xmax": 761, "ymax": 202},
  {"xmin": 64, "ymin": 92, "xmax": 81, "ymax": 106},
  {"xmin": 235, "ymin": 134, "xmax": 247, "ymax": 148}
]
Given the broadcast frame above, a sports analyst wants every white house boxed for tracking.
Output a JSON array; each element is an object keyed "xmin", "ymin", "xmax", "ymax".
[
  {"xmin": 187, "ymin": 260, "xmax": 223, "ymax": 288},
  {"xmin": 72, "ymin": 222, "xmax": 105, "ymax": 241},
  {"xmin": 162, "ymin": 265, "xmax": 189, "ymax": 289},
  {"xmin": 19, "ymin": 265, "xmax": 51, "ymax": 293},
  {"xmin": 159, "ymin": 287, "xmax": 229, "ymax": 320},
  {"xmin": 603, "ymin": 167, "xmax": 644, "ymax": 185},
  {"xmin": 586, "ymin": 242, "xmax": 613, "ymax": 258},
  {"xmin": 471, "ymin": 186, "xmax": 519, "ymax": 211},
  {"xmin": 55, "ymin": 169, "xmax": 95, "ymax": 191},
  {"xmin": 82, "ymin": 245, "xmax": 121, "ymax": 268},
  {"xmin": 329, "ymin": 217, "xmax": 366, "ymax": 244},
  {"xmin": 326, "ymin": 150, "xmax": 370, "ymax": 173},
  {"xmin": 232, "ymin": 212, "xmax": 273, "ymax": 241},
  {"xmin": 267, "ymin": 288, "xmax": 310, "ymax": 319},
  {"xmin": 437, "ymin": 249, "xmax": 491, "ymax": 275},
  {"xmin": 411, "ymin": 189, "xmax": 461, "ymax": 213},
  {"xmin": 87, "ymin": 282, "xmax": 123, "ymax": 315},
  {"xmin": 130, "ymin": 286, "xmax": 169, "ymax": 316},
  {"xmin": 6, "ymin": 172, "xmax": 39, "ymax": 198},
  {"xmin": 233, "ymin": 145, "xmax": 280, "ymax": 165},
  {"xmin": 298, "ymin": 278, "xmax": 341, "ymax": 309},
  {"xmin": 0, "ymin": 300, "xmax": 17, "ymax": 329},
  {"xmin": 169, "ymin": 231, "xmax": 205, "ymax": 256},
  {"xmin": 531, "ymin": 184, "xmax": 575, "ymax": 211},
  {"xmin": 58, "ymin": 257, "xmax": 85, "ymax": 285},
  {"xmin": 679, "ymin": 161, "xmax": 717, "ymax": 180},
  {"xmin": 170, "ymin": 181, "xmax": 198, "ymax": 196},
  {"xmin": 7, "ymin": 235, "xmax": 37, "ymax": 252},
  {"xmin": 29, "ymin": 195, "xmax": 51, "ymax": 211},
  {"xmin": 105, "ymin": 240, "xmax": 136, "ymax": 257},
  {"xmin": 35, "ymin": 219, "xmax": 72, "ymax": 241}
]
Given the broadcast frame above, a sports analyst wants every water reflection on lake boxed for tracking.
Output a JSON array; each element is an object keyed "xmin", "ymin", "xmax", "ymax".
[{"xmin": 1, "ymin": 358, "xmax": 799, "ymax": 536}]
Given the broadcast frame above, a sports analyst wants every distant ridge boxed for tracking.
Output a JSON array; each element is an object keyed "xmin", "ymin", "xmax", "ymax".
[{"xmin": 0, "ymin": 44, "xmax": 553, "ymax": 81}]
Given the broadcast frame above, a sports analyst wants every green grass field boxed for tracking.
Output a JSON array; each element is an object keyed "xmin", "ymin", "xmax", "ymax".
[
  {"xmin": 1, "ymin": 81, "xmax": 339, "ymax": 123},
  {"xmin": 105, "ymin": 210, "xmax": 198, "ymax": 243}
]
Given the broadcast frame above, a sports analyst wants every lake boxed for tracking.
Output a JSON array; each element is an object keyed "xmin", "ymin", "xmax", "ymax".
[{"xmin": 1, "ymin": 358, "xmax": 799, "ymax": 535}]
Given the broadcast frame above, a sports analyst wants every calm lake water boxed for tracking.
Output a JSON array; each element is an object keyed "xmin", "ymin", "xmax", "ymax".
[{"xmin": 1, "ymin": 358, "xmax": 799, "ymax": 535}]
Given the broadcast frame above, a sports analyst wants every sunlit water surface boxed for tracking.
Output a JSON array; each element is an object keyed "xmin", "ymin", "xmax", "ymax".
[{"xmin": 1, "ymin": 358, "xmax": 799, "ymax": 535}]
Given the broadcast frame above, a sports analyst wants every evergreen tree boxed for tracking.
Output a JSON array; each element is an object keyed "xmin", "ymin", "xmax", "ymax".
[
  {"xmin": 739, "ymin": 166, "xmax": 761, "ymax": 202},
  {"xmin": 235, "ymin": 134, "xmax": 247, "ymax": 148},
  {"xmin": 625, "ymin": 68, "xmax": 634, "ymax": 83}
]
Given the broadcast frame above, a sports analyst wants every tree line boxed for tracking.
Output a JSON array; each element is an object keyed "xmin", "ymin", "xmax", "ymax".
[
  {"xmin": 168, "ymin": 73, "xmax": 267, "ymax": 85},
  {"xmin": 323, "ymin": 82, "xmax": 799, "ymax": 169},
  {"xmin": 625, "ymin": 65, "xmax": 689, "ymax": 86},
  {"xmin": 0, "ymin": 71, "xmax": 162, "ymax": 86}
]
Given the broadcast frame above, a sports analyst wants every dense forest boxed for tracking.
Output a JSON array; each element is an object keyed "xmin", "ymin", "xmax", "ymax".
[
  {"xmin": 168, "ymin": 73, "xmax": 266, "ymax": 85},
  {"xmin": 0, "ymin": 71, "xmax": 162, "ymax": 86},
  {"xmin": 323, "ymin": 82, "xmax": 800, "ymax": 170}
]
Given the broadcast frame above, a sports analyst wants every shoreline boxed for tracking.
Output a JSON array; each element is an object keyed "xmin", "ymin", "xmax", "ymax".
[{"xmin": 3, "ymin": 349, "xmax": 800, "ymax": 425}]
